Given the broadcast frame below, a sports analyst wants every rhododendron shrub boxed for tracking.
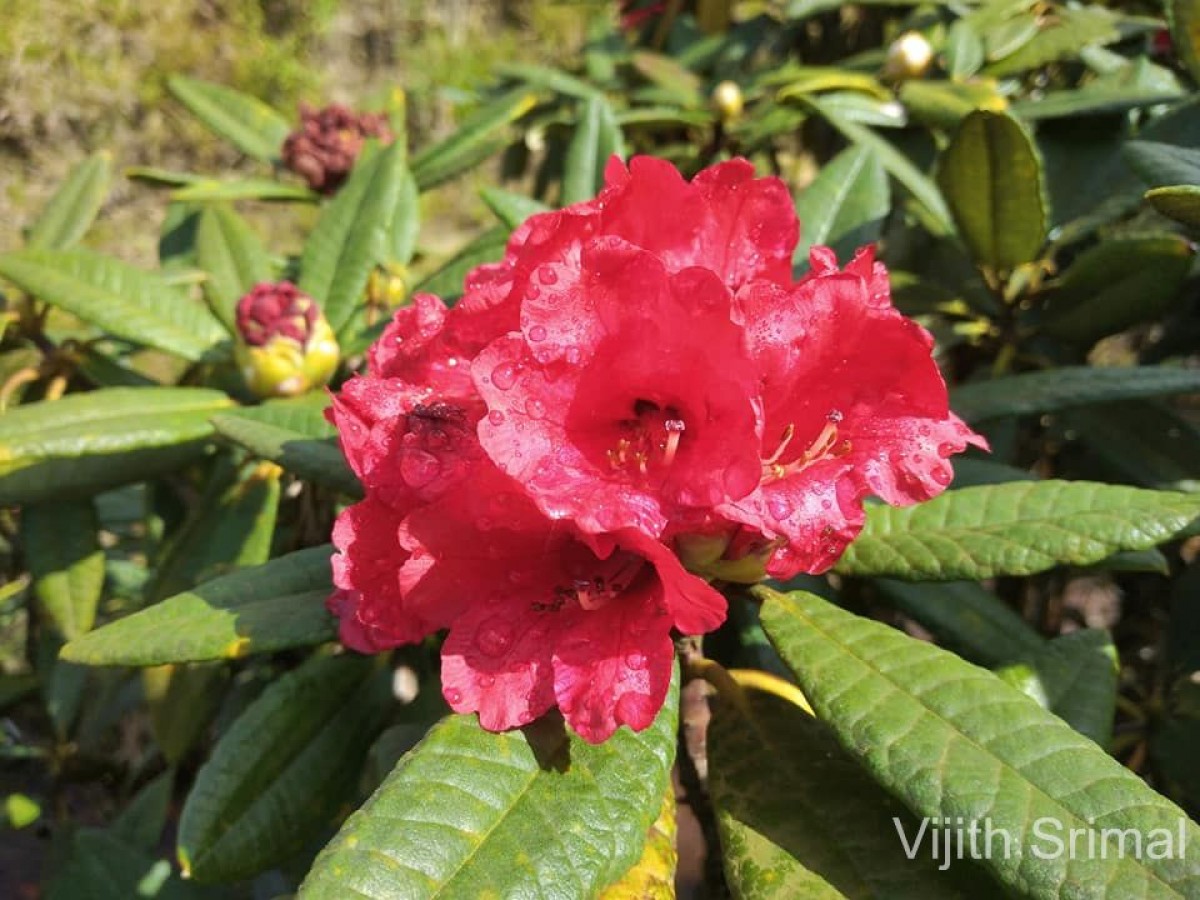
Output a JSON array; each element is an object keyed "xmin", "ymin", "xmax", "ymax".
[{"xmin": 327, "ymin": 155, "xmax": 982, "ymax": 743}]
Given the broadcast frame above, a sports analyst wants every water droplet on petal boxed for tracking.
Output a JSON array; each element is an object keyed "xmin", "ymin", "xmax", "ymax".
[
  {"xmin": 931, "ymin": 466, "xmax": 952, "ymax": 487},
  {"xmin": 400, "ymin": 450, "xmax": 441, "ymax": 488},
  {"xmin": 445, "ymin": 687, "xmax": 463, "ymax": 705},
  {"xmin": 821, "ymin": 499, "xmax": 833, "ymax": 510},
  {"xmin": 615, "ymin": 692, "xmax": 651, "ymax": 726},
  {"xmin": 488, "ymin": 409, "xmax": 505, "ymax": 426},
  {"xmin": 625, "ymin": 651, "xmax": 648, "ymax": 670},
  {"xmin": 565, "ymin": 347, "xmax": 582, "ymax": 366},
  {"xmin": 937, "ymin": 441, "xmax": 958, "ymax": 456},
  {"xmin": 475, "ymin": 617, "xmax": 515, "ymax": 657},
  {"xmin": 525, "ymin": 398, "xmax": 545, "ymax": 419},
  {"xmin": 528, "ymin": 324, "xmax": 548, "ymax": 342},
  {"xmin": 492, "ymin": 363, "xmax": 518, "ymax": 391},
  {"xmin": 827, "ymin": 409, "xmax": 844, "ymax": 423},
  {"xmin": 537, "ymin": 266, "xmax": 558, "ymax": 285},
  {"xmin": 480, "ymin": 675, "xmax": 496, "ymax": 687},
  {"xmin": 767, "ymin": 495, "xmax": 792, "ymax": 521}
]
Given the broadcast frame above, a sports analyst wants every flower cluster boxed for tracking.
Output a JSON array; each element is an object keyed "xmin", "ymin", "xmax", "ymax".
[
  {"xmin": 281, "ymin": 103, "xmax": 393, "ymax": 194},
  {"xmin": 327, "ymin": 156, "xmax": 983, "ymax": 743}
]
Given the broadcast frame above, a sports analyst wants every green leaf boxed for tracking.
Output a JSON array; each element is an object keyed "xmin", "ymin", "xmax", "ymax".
[
  {"xmin": 212, "ymin": 405, "xmax": 360, "ymax": 497},
  {"xmin": 1041, "ymin": 236, "xmax": 1194, "ymax": 345},
  {"xmin": 563, "ymin": 95, "xmax": 625, "ymax": 205},
  {"xmin": 936, "ymin": 110, "xmax": 1046, "ymax": 270},
  {"xmin": 899, "ymin": 79, "xmax": 1008, "ymax": 130},
  {"xmin": 388, "ymin": 168, "xmax": 421, "ymax": 265},
  {"xmin": 27, "ymin": 151, "xmax": 112, "ymax": 250},
  {"xmin": 60, "ymin": 545, "xmax": 336, "ymax": 666},
  {"xmin": 945, "ymin": 19, "xmax": 986, "ymax": 80},
  {"xmin": 112, "ymin": 770, "xmax": 175, "ymax": 850},
  {"xmin": 497, "ymin": 62, "xmax": 599, "ymax": 99},
  {"xmin": 170, "ymin": 179, "xmax": 317, "ymax": 203},
  {"xmin": 144, "ymin": 663, "xmax": 227, "ymax": 764},
  {"xmin": 410, "ymin": 90, "xmax": 540, "ymax": 192},
  {"xmin": 630, "ymin": 52, "xmax": 704, "ymax": 106},
  {"xmin": 1011, "ymin": 82, "xmax": 1181, "ymax": 121},
  {"xmin": 413, "ymin": 226, "xmax": 509, "ymax": 301},
  {"xmin": 1147, "ymin": 185, "xmax": 1200, "ymax": 228},
  {"xmin": 299, "ymin": 670, "xmax": 680, "ymax": 899},
  {"xmin": 874, "ymin": 579, "xmax": 1044, "ymax": 667},
  {"xmin": 22, "ymin": 501, "xmax": 103, "ymax": 641},
  {"xmin": 0, "ymin": 388, "xmax": 231, "ymax": 505},
  {"xmin": 709, "ymin": 688, "xmax": 996, "ymax": 898},
  {"xmin": 178, "ymin": 653, "xmax": 391, "ymax": 883},
  {"xmin": 195, "ymin": 204, "xmax": 271, "ymax": 332},
  {"xmin": 46, "ymin": 828, "xmax": 207, "ymax": 900},
  {"xmin": 0, "ymin": 249, "xmax": 227, "ymax": 361},
  {"xmin": 167, "ymin": 75, "xmax": 291, "ymax": 161},
  {"xmin": 1126, "ymin": 141, "xmax": 1200, "ymax": 188},
  {"xmin": 299, "ymin": 141, "xmax": 406, "ymax": 339},
  {"xmin": 480, "ymin": 187, "xmax": 551, "ymax": 230},
  {"xmin": 1169, "ymin": 0, "xmax": 1200, "ymax": 85},
  {"xmin": 835, "ymin": 481, "xmax": 1200, "ymax": 581},
  {"xmin": 951, "ymin": 366, "xmax": 1200, "ymax": 423},
  {"xmin": 794, "ymin": 144, "xmax": 888, "ymax": 268},
  {"xmin": 1061, "ymin": 401, "xmax": 1200, "ymax": 493},
  {"xmin": 984, "ymin": 7, "xmax": 1122, "ymax": 77},
  {"xmin": 996, "ymin": 629, "xmax": 1118, "ymax": 746},
  {"xmin": 758, "ymin": 587, "xmax": 1200, "ymax": 898},
  {"xmin": 147, "ymin": 458, "xmax": 280, "ymax": 602},
  {"xmin": 805, "ymin": 95, "xmax": 955, "ymax": 236}
]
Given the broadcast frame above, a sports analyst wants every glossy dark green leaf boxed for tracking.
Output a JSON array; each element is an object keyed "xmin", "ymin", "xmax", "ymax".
[
  {"xmin": 1062, "ymin": 401, "xmax": 1200, "ymax": 493},
  {"xmin": 410, "ymin": 90, "xmax": 539, "ymax": 191},
  {"xmin": 60, "ymin": 546, "xmax": 335, "ymax": 666},
  {"xmin": 1041, "ymin": 236, "xmax": 1194, "ymax": 345},
  {"xmin": 874, "ymin": 579, "xmax": 1044, "ymax": 667},
  {"xmin": 299, "ymin": 670, "xmax": 680, "ymax": 899},
  {"xmin": 1118, "ymin": 141, "xmax": 1200, "ymax": 188},
  {"xmin": 212, "ymin": 403, "xmax": 360, "ymax": 497},
  {"xmin": 46, "ymin": 828, "xmax": 207, "ymax": 900},
  {"xmin": 951, "ymin": 366, "xmax": 1200, "ymax": 423},
  {"xmin": 806, "ymin": 96, "xmax": 954, "ymax": 236},
  {"xmin": 984, "ymin": 7, "xmax": 1121, "ymax": 77},
  {"xmin": 22, "ymin": 500, "xmax": 103, "ymax": 641},
  {"xmin": 936, "ymin": 111, "xmax": 1045, "ymax": 270},
  {"xmin": 794, "ymin": 144, "xmax": 888, "ymax": 267},
  {"xmin": 480, "ymin": 187, "xmax": 551, "ymax": 230},
  {"xmin": 144, "ymin": 663, "xmax": 228, "ymax": 764},
  {"xmin": 178, "ymin": 654, "xmax": 391, "ymax": 883},
  {"xmin": 195, "ymin": 204, "xmax": 271, "ymax": 332},
  {"xmin": 299, "ymin": 141, "xmax": 406, "ymax": 338},
  {"xmin": 0, "ymin": 388, "xmax": 231, "ymax": 505},
  {"xmin": 167, "ymin": 75, "xmax": 291, "ymax": 161},
  {"xmin": 996, "ymin": 629, "xmax": 1118, "ymax": 746},
  {"xmin": 758, "ymin": 587, "xmax": 1200, "ymax": 898},
  {"xmin": 147, "ymin": 458, "xmax": 279, "ymax": 602},
  {"xmin": 709, "ymin": 688, "xmax": 996, "ymax": 898},
  {"xmin": 413, "ymin": 226, "xmax": 509, "ymax": 301},
  {"xmin": 0, "ymin": 249, "xmax": 227, "ymax": 361},
  {"xmin": 563, "ymin": 95, "xmax": 625, "ymax": 204},
  {"xmin": 835, "ymin": 481, "xmax": 1200, "ymax": 580},
  {"xmin": 27, "ymin": 152, "xmax": 112, "ymax": 251}
]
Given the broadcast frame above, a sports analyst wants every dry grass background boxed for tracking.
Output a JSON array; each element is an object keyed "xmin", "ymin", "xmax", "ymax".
[{"xmin": 0, "ymin": 0, "xmax": 600, "ymax": 265}]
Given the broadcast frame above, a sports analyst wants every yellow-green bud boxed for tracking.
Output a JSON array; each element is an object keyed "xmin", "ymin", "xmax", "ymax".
[
  {"xmin": 883, "ymin": 31, "xmax": 934, "ymax": 82},
  {"xmin": 367, "ymin": 263, "xmax": 409, "ymax": 309},
  {"xmin": 675, "ymin": 530, "xmax": 771, "ymax": 585},
  {"xmin": 234, "ymin": 281, "xmax": 339, "ymax": 399},
  {"xmin": 711, "ymin": 80, "xmax": 745, "ymax": 122}
]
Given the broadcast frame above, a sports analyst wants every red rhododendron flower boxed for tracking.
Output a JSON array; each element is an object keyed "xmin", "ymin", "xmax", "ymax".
[{"xmin": 325, "ymin": 153, "xmax": 983, "ymax": 744}]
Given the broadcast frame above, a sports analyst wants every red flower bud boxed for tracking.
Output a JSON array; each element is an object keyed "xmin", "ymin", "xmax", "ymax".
[
  {"xmin": 234, "ymin": 282, "xmax": 339, "ymax": 398},
  {"xmin": 281, "ymin": 103, "xmax": 394, "ymax": 195}
]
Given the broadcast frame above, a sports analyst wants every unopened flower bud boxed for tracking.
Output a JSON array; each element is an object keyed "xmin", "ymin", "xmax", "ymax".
[
  {"xmin": 711, "ymin": 80, "xmax": 745, "ymax": 123},
  {"xmin": 366, "ymin": 263, "xmax": 409, "ymax": 310},
  {"xmin": 883, "ymin": 31, "xmax": 934, "ymax": 82},
  {"xmin": 675, "ymin": 528, "xmax": 771, "ymax": 585},
  {"xmin": 281, "ymin": 103, "xmax": 394, "ymax": 195},
  {"xmin": 234, "ymin": 282, "xmax": 339, "ymax": 399}
]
